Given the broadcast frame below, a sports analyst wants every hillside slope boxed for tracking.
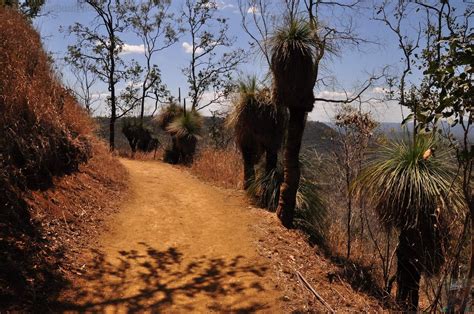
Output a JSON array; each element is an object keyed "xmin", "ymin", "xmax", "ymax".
[{"xmin": 0, "ymin": 9, "xmax": 127, "ymax": 311}]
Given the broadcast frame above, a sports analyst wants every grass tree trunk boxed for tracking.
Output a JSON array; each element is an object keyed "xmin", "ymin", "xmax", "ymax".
[
  {"xmin": 242, "ymin": 146, "xmax": 257, "ymax": 190},
  {"xmin": 265, "ymin": 150, "xmax": 278, "ymax": 174},
  {"xmin": 276, "ymin": 108, "xmax": 306, "ymax": 228},
  {"xmin": 396, "ymin": 228, "xmax": 422, "ymax": 312}
]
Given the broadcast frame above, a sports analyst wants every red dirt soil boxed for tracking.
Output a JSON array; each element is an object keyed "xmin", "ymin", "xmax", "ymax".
[{"xmin": 54, "ymin": 159, "xmax": 384, "ymax": 312}]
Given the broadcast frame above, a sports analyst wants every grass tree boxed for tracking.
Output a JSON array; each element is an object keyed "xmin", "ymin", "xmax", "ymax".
[
  {"xmin": 227, "ymin": 76, "xmax": 286, "ymax": 189},
  {"xmin": 354, "ymin": 135, "xmax": 464, "ymax": 311},
  {"xmin": 157, "ymin": 103, "xmax": 202, "ymax": 164},
  {"xmin": 269, "ymin": 18, "xmax": 317, "ymax": 228}
]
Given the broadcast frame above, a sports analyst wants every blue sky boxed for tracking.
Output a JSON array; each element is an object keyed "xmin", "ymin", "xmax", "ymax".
[{"xmin": 33, "ymin": 0, "xmax": 425, "ymax": 123}]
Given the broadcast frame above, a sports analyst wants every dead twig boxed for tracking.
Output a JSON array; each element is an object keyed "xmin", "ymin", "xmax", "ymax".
[{"xmin": 296, "ymin": 270, "xmax": 336, "ymax": 313}]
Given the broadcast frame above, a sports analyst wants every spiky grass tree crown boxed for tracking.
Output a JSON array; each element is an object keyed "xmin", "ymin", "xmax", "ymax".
[
  {"xmin": 166, "ymin": 110, "xmax": 203, "ymax": 140},
  {"xmin": 227, "ymin": 76, "xmax": 281, "ymax": 128},
  {"xmin": 270, "ymin": 19, "xmax": 316, "ymax": 61},
  {"xmin": 156, "ymin": 103, "xmax": 184, "ymax": 131},
  {"xmin": 227, "ymin": 76, "xmax": 287, "ymax": 153},
  {"xmin": 238, "ymin": 76, "xmax": 258, "ymax": 104},
  {"xmin": 269, "ymin": 19, "xmax": 317, "ymax": 111},
  {"xmin": 353, "ymin": 135, "xmax": 464, "ymax": 230}
]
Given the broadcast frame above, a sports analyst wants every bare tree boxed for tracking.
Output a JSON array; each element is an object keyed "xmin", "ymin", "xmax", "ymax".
[
  {"xmin": 122, "ymin": 0, "xmax": 179, "ymax": 123},
  {"xmin": 238, "ymin": 0, "xmax": 275, "ymax": 68},
  {"xmin": 68, "ymin": 58, "xmax": 99, "ymax": 114},
  {"xmin": 182, "ymin": 0, "xmax": 246, "ymax": 111},
  {"xmin": 67, "ymin": 0, "xmax": 132, "ymax": 150},
  {"xmin": 334, "ymin": 105, "xmax": 378, "ymax": 259}
]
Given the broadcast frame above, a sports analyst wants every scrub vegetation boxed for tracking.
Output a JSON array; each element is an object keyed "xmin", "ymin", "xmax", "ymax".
[{"xmin": 1, "ymin": 0, "xmax": 472, "ymax": 312}]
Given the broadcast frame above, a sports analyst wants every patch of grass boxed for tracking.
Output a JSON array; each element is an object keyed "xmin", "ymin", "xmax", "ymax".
[{"xmin": 189, "ymin": 147, "xmax": 243, "ymax": 189}]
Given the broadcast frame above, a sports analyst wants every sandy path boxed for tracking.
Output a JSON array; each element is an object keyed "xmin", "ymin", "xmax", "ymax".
[{"xmin": 59, "ymin": 159, "xmax": 283, "ymax": 313}]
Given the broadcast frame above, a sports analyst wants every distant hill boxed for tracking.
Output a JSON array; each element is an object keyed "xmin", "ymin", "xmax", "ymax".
[
  {"xmin": 324, "ymin": 121, "xmax": 473, "ymax": 142},
  {"xmin": 94, "ymin": 116, "xmax": 339, "ymax": 153},
  {"xmin": 95, "ymin": 116, "xmax": 168, "ymax": 152},
  {"xmin": 302, "ymin": 121, "xmax": 338, "ymax": 152},
  {"xmin": 376, "ymin": 122, "xmax": 473, "ymax": 141}
]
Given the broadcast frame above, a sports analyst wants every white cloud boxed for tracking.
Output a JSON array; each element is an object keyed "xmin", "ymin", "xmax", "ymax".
[
  {"xmin": 315, "ymin": 90, "xmax": 350, "ymax": 99},
  {"xmin": 197, "ymin": 90, "xmax": 231, "ymax": 115},
  {"xmin": 120, "ymin": 43, "xmax": 145, "ymax": 55},
  {"xmin": 220, "ymin": 4, "xmax": 235, "ymax": 10},
  {"xmin": 125, "ymin": 80, "xmax": 143, "ymax": 89},
  {"xmin": 182, "ymin": 42, "xmax": 204, "ymax": 54},
  {"xmin": 203, "ymin": 1, "xmax": 234, "ymax": 10},
  {"xmin": 91, "ymin": 92, "xmax": 109, "ymax": 99},
  {"xmin": 217, "ymin": 1, "xmax": 235, "ymax": 10},
  {"xmin": 202, "ymin": 1, "xmax": 218, "ymax": 9},
  {"xmin": 371, "ymin": 86, "xmax": 389, "ymax": 95},
  {"xmin": 247, "ymin": 6, "xmax": 259, "ymax": 14}
]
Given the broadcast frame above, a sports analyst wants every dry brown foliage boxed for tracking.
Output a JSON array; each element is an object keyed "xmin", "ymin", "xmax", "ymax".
[
  {"xmin": 0, "ymin": 8, "xmax": 94, "ymax": 190},
  {"xmin": 249, "ymin": 205, "xmax": 385, "ymax": 312},
  {"xmin": 189, "ymin": 147, "xmax": 243, "ymax": 189},
  {"xmin": 0, "ymin": 9, "xmax": 127, "ymax": 311}
]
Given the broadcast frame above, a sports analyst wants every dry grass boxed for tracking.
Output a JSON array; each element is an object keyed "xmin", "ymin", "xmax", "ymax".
[
  {"xmin": 189, "ymin": 147, "xmax": 243, "ymax": 189},
  {"xmin": 250, "ymin": 208, "xmax": 385, "ymax": 312},
  {"xmin": 28, "ymin": 139, "xmax": 127, "ymax": 249},
  {"xmin": 0, "ymin": 9, "xmax": 127, "ymax": 311},
  {"xmin": 0, "ymin": 7, "xmax": 94, "ymax": 191}
]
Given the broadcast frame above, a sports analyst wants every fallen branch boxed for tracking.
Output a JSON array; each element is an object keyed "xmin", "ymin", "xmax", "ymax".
[{"xmin": 296, "ymin": 270, "xmax": 335, "ymax": 313}]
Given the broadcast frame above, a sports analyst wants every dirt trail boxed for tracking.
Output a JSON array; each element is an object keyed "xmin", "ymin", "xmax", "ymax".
[{"xmin": 59, "ymin": 159, "xmax": 284, "ymax": 313}]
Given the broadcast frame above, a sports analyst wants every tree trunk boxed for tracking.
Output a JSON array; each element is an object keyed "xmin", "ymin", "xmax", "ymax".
[
  {"xmin": 108, "ymin": 39, "xmax": 116, "ymax": 151},
  {"xmin": 460, "ymin": 199, "xmax": 474, "ymax": 312},
  {"xmin": 276, "ymin": 108, "xmax": 306, "ymax": 228},
  {"xmin": 265, "ymin": 149, "xmax": 278, "ymax": 174},
  {"xmin": 109, "ymin": 113, "xmax": 115, "ymax": 151},
  {"xmin": 140, "ymin": 96, "xmax": 145, "ymax": 125},
  {"xmin": 346, "ymin": 191, "xmax": 352, "ymax": 259},
  {"xmin": 396, "ymin": 228, "xmax": 422, "ymax": 312},
  {"xmin": 242, "ymin": 146, "xmax": 257, "ymax": 190}
]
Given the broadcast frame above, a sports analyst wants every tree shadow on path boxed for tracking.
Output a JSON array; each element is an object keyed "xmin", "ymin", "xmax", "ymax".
[{"xmin": 54, "ymin": 242, "xmax": 272, "ymax": 312}]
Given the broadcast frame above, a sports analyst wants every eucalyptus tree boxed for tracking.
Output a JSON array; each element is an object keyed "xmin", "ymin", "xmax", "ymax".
[
  {"xmin": 334, "ymin": 105, "xmax": 378, "ymax": 259},
  {"xmin": 122, "ymin": 0, "xmax": 179, "ymax": 123},
  {"xmin": 67, "ymin": 0, "xmax": 130, "ymax": 150},
  {"xmin": 68, "ymin": 58, "xmax": 99, "ymax": 114},
  {"xmin": 412, "ymin": 2, "xmax": 472, "ymax": 310},
  {"xmin": 0, "ymin": 0, "xmax": 45, "ymax": 18},
  {"xmin": 182, "ymin": 0, "xmax": 246, "ymax": 111}
]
